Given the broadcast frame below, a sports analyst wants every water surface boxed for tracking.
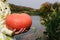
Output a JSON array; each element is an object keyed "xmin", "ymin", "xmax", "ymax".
[{"xmin": 15, "ymin": 16, "xmax": 45, "ymax": 40}]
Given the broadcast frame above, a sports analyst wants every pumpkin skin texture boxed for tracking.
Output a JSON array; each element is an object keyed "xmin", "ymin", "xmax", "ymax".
[{"xmin": 5, "ymin": 13, "xmax": 32, "ymax": 31}]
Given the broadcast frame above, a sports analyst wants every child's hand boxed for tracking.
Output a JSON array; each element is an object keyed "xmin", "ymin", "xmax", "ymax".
[
  {"xmin": 12, "ymin": 28, "xmax": 26, "ymax": 36},
  {"xmin": 12, "ymin": 27, "xmax": 30, "ymax": 36}
]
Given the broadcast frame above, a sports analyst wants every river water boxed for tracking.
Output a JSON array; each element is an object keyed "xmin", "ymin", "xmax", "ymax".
[{"xmin": 15, "ymin": 16, "xmax": 45, "ymax": 40}]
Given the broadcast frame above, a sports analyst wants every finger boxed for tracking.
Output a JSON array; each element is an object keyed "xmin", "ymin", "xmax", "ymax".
[
  {"xmin": 13, "ymin": 29, "xmax": 16, "ymax": 32},
  {"xmin": 21, "ymin": 28, "xmax": 26, "ymax": 33},
  {"xmin": 15, "ymin": 28, "xmax": 23, "ymax": 34},
  {"xmin": 12, "ymin": 29, "xmax": 16, "ymax": 36}
]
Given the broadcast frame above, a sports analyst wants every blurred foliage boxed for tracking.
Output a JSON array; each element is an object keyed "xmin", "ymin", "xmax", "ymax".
[
  {"xmin": 9, "ymin": 4, "xmax": 40, "ymax": 15},
  {"xmin": 9, "ymin": 2, "xmax": 60, "ymax": 40},
  {"xmin": 40, "ymin": 2, "xmax": 60, "ymax": 40}
]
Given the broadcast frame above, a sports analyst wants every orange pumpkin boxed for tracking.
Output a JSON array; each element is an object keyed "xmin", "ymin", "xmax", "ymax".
[{"xmin": 5, "ymin": 13, "xmax": 32, "ymax": 31}]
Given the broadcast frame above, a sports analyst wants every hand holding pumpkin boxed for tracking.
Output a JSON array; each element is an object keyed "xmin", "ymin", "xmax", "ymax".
[{"xmin": 5, "ymin": 13, "xmax": 32, "ymax": 35}]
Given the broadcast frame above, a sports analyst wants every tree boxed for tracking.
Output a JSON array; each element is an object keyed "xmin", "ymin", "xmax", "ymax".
[{"xmin": 39, "ymin": 2, "xmax": 60, "ymax": 40}]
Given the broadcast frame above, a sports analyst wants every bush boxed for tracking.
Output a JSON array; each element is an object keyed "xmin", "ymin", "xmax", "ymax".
[{"xmin": 39, "ymin": 2, "xmax": 60, "ymax": 40}]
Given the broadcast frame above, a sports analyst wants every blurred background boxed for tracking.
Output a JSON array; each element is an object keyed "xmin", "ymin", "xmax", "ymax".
[
  {"xmin": 8, "ymin": 0, "xmax": 60, "ymax": 9},
  {"xmin": 8, "ymin": 0, "xmax": 60, "ymax": 40}
]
